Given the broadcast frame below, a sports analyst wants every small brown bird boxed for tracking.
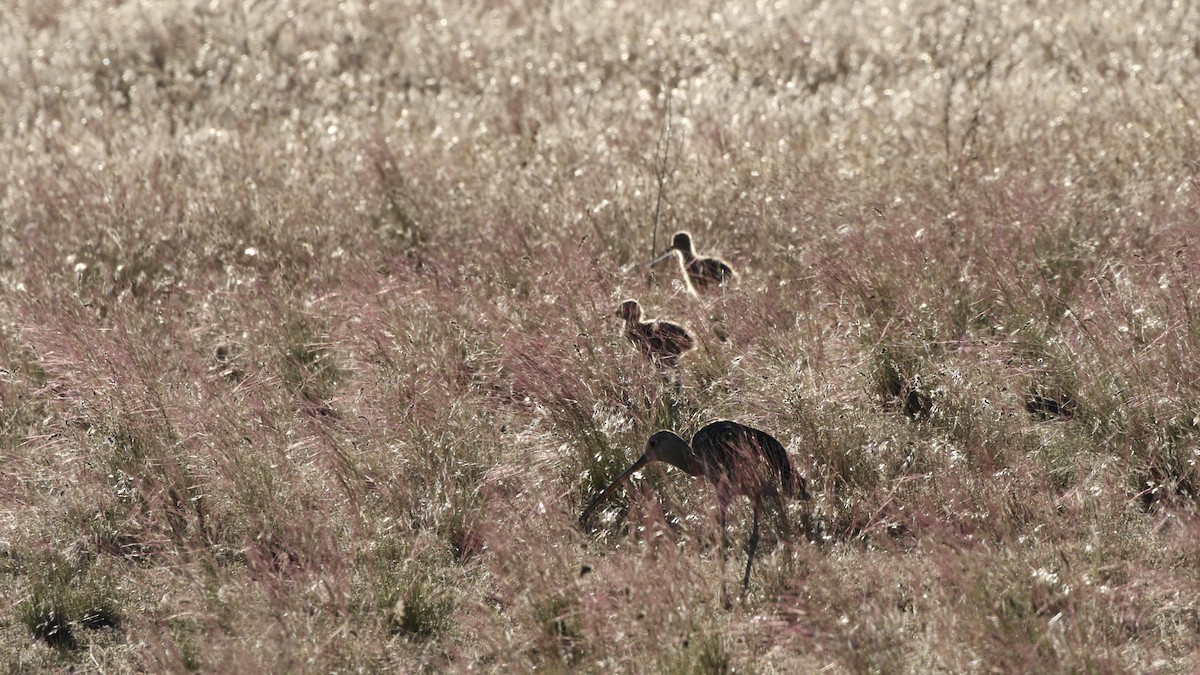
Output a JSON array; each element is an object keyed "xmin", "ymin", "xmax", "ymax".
[
  {"xmin": 651, "ymin": 231, "xmax": 736, "ymax": 295},
  {"xmin": 617, "ymin": 299, "xmax": 695, "ymax": 366},
  {"xmin": 582, "ymin": 420, "xmax": 808, "ymax": 590}
]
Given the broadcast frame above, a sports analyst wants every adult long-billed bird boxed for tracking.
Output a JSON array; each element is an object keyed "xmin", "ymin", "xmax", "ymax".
[
  {"xmin": 581, "ymin": 420, "xmax": 808, "ymax": 590},
  {"xmin": 651, "ymin": 231, "xmax": 736, "ymax": 295},
  {"xmin": 617, "ymin": 299, "xmax": 695, "ymax": 366}
]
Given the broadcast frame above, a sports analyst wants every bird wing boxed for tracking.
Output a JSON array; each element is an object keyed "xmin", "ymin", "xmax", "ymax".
[
  {"xmin": 693, "ymin": 421, "xmax": 799, "ymax": 499},
  {"xmin": 714, "ymin": 258, "xmax": 735, "ymax": 280},
  {"xmin": 696, "ymin": 257, "xmax": 735, "ymax": 284},
  {"xmin": 648, "ymin": 321, "xmax": 695, "ymax": 354},
  {"xmin": 747, "ymin": 426, "xmax": 802, "ymax": 499}
]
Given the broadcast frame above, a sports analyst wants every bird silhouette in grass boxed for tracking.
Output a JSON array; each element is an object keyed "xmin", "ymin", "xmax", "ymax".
[
  {"xmin": 617, "ymin": 299, "xmax": 695, "ymax": 367},
  {"xmin": 651, "ymin": 231, "xmax": 736, "ymax": 296},
  {"xmin": 582, "ymin": 420, "xmax": 809, "ymax": 592}
]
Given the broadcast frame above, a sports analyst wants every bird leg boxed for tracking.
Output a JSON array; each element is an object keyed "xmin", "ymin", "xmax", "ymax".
[
  {"xmin": 801, "ymin": 508, "xmax": 816, "ymax": 543},
  {"xmin": 742, "ymin": 503, "xmax": 762, "ymax": 591},
  {"xmin": 718, "ymin": 502, "xmax": 730, "ymax": 552},
  {"xmin": 718, "ymin": 502, "xmax": 732, "ymax": 606},
  {"xmin": 670, "ymin": 364, "xmax": 683, "ymax": 396},
  {"xmin": 773, "ymin": 497, "xmax": 793, "ymax": 545}
]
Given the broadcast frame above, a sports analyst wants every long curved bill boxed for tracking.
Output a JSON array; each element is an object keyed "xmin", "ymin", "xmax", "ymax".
[
  {"xmin": 581, "ymin": 454, "xmax": 650, "ymax": 523},
  {"xmin": 650, "ymin": 250, "xmax": 675, "ymax": 266}
]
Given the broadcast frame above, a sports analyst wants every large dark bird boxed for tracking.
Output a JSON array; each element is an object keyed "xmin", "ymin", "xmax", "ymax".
[
  {"xmin": 582, "ymin": 420, "xmax": 808, "ymax": 590},
  {"xmin": 651, "ymin": 231, "xmax": 736, "ymax": 295},
  {"xmin": 617, "ymin": 299, "xmax": 695, "ymax": 366}
]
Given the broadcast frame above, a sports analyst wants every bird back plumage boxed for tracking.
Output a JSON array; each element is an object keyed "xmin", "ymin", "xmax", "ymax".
[
  {"xmin": 691, "ymin": 421, "xmax": 803, "ymax": 501},
  {"xmin": 687, "ymin": 256, "xmax": 736, "ymax": 290},
  {"xmin": 641, "ymin": 320, "xmax": 695, "ymax": 355},
  {"xmin": 623, "ymin": 311, "xmax": 695, "ymax": 363}
]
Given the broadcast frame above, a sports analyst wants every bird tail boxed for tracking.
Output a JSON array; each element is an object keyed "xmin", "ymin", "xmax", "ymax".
[{"xmin": 781, "ymin": 463, "xmax": 810, "ymax": 501}]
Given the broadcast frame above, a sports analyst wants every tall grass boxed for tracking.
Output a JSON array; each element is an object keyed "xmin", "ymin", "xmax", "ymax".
[{"xmin": 2, "ymin": 0, "xmax": 1198, "ymax": 671}]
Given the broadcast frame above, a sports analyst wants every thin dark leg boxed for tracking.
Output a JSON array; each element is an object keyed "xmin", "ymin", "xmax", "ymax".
[
  {"xmin": 719, "ymin": 502, "xmax": 730, "ymax": 550},
  {"xmin": 742, "ymin": 504, "xmax": 761, "ymax": 591},
  {"xmin": 771, "ymin": 499, "xmax": 794, "ymax": 578},
  {"xmin": 667, "ymin": 363, "xmax": 683, "ymax": 396},
  {"xmin": 775, "ymin": 497, "xmax": 792, "ymax": 543},
  {"xmin": 719, "ymin": 502, "xmax": 731, "ymax": 608}
]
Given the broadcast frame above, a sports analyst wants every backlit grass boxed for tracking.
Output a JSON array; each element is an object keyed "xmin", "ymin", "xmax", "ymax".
[{"xmin": 2, "ymin": 0, "xmax": 1199, "ymax": 671}]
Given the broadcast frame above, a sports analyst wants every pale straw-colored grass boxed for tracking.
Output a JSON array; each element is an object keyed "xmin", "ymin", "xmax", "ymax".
[{"xmin": 2, "ymin": 0, "xmax": 1198, "ymax": 671}]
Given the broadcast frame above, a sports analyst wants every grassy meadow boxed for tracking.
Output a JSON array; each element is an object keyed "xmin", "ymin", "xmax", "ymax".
[{"xmin": 3, "ymin": 0, "xmax": 1200, "ymax": 671}]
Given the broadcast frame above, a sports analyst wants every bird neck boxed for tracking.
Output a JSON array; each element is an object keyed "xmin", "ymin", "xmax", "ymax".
[
  {"xmin": 623, "ymin": 304, "xmax": 642, "ymax": 324},
  {"xmin": 677, "ymin": 247, "xmax": 696, "ymax": 264}
]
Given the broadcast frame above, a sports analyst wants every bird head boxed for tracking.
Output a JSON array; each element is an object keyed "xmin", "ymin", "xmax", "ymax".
[
  {"xmin": 645, "ymin": 430, "xmax": 703, "ymax": 476},
  {"xmin": 649, "ymin": 231, "xmax": 696, "ymax": 267},
  {"xmin": 670, "ymin": 231, "xmax": 693, "ymax": 253},
  {"xmin": 616, "ymin": 299, "xmax": 641, "ymax": 322},
  {"xmin": 580, "ymin": 429, "xmax": 701, "ymax": 526}
]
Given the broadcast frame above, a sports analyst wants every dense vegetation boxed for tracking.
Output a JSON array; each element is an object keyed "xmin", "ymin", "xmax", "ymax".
[{"xmin": 2, "ymin": 0, "xmax": 1198, "ymax": 671}]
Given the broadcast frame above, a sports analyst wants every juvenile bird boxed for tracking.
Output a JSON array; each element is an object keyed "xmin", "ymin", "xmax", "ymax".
[
  {"xmin": 582, "ymin": 420, "xmax": 808, "ymax": 591},
  {"xmin": 651, "ymin": 231, "xmax": 736, "ymax": 295},
  {"xmin": 617, "ymin": 299, "xmax": 695, "ymax": 367}
]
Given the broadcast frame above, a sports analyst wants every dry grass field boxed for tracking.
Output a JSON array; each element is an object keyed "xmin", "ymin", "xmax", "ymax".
[{"xmin": 2, "ymin": 0, "xmax": 1200, "ymax": 671}]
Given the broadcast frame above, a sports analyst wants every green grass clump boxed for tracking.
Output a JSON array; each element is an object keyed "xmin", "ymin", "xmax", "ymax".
[
  {"xmin": 662, "ymin": 632, "xmax": 734, "ymax": 675},
  {"xmin": 17, "ymin": 555, "xmax": 122, "ymax": 651},
  {"xmin": 389, "ymin": 574, "xmax": 453, "ymax": 641}
]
